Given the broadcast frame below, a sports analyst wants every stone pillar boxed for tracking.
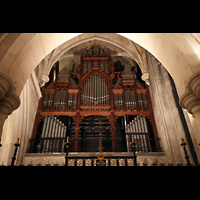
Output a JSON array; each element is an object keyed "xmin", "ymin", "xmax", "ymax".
[
  {"xmin": 0, "ymin": 72, "xmax": 41, "ymax": 165},
  {"xmin": 0, "ymin": 92, "xmax": 21, "ymax": 132},
  {"xmin": 0, "ymin": 72, "xmax": 13, "ymax": 99},
  {"xmin": 0, "ymin": 72, "xmax": 20, "ymax": 133},
  {"xmin": 179, "ymin": 72, "xmax": 200, "ymax": 161},
  {"xmin": 147, "ymin": 53, "xmax": 194, "ymax": 165}
]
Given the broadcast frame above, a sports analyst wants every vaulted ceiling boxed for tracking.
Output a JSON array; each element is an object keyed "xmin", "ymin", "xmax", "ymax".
[{"xmin": 35, "ymin": 34, "xmax": 147, "ymax": 86}]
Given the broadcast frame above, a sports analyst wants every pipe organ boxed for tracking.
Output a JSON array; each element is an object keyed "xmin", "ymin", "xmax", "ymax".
[
  {"xmin": 37, "ymin": 116, "xmax": 66, "ymax": 153},
  {"xmin": 81, "ymin": 75, "xmax": 110, "ymax": 107},
  {"xmin": 125, "ymin": 115, "xmax": 151, "ymax": 152},
  {"xmin": 29, "ymin": 50, "xmax": 160, "ymax": 153}
]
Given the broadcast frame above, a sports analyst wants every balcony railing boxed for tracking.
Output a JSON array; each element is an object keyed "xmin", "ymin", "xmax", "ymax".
[{"xmin": 27, "ymin": 134, "xmax": 162, "ymax": 153}]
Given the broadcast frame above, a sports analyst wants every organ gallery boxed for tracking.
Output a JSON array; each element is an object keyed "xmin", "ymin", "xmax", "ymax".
[
  {"xmin": 27, "ymin": 49, "xmax": 161, "ymax": 164},
  {"xmin": 1, "ymin": 34, "xmax": 198, "ymax": 166}
]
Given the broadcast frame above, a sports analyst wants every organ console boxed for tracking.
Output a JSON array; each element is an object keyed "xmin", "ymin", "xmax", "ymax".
[{"xmin": 28, "ymin": 50, "xmax": 160, "ymax": 153}]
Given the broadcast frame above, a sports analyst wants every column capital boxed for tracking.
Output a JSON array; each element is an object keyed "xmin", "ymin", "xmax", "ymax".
[
  {"xmin": 0, "ymin": 72, "xmax": 13, "ymax": 99},
  {"xmin": 41, "ymin": 74, "xmax": 49, "ymax": 87},
  {"xmin": 0, "ymin": 91, "xmax": 20, "ymax": 131},
  {"xmin": 141, "ymin": 72, "xmax": 150, "ymax": 85},
  {"xmin": 187, "ymin": 71, "xmax": 200, "ymax": 98},
  {"xmin": 179, "ymin": 91, "xmax": 200, "ymax": 117},
  {"xmin": 0, "ymin": 91, "xmax": 20, "ymax": 116}
]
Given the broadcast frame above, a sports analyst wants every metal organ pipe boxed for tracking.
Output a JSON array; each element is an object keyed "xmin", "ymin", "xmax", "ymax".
[
  {"xmin": 100, "ymin": 75, "xmax": 102, "ymax": 106},
  {"xmin": 119, "ymin": 93, "xmax": 122, "ymax": 110},
  {"xmin": 103, "ymin": 79, "xmax": 105, "ymax": 106},
  {"xmin": 97, "ymin": 75, "xmax": 100, "ymax": 105},
  {"xmin": 81, "ymin": 75, "xmax": 110, "ymax": 107},
  {"xmin": 123, "ymin": 115, "xmax": 152, "ymax": 153},
  {"xmin": 137, "ymin": 116, "xmax": 145, "ymax": 151},
  {"xmin": 53, "ymin": 119, "xmax": 59, "ymax": 152},
  {"xmin": 39, "ymin": 116, "xmax": 67, "ymax": 153},
  {"xmin": 43, "ymin": 93, "xmax": 48, "ymax": 110},
  {"xmin": 46, "ymin": 116, "xmax": 54, "ymax": 150},
  {"xmin": 114, "ymin": 93, "xmax": 117, "ymax": 110},
  {"xmin": 124, "ymin": 115, "xmax": 130, "ymax": 152},
  {"xmin": 127, "ymin": 124, "xmax": 131, "ymax": 152},
  {"xmin": 41, "ymin": 117, "xmax": 48, "ymax": 138},
  {"xmin": 123, "ymin": 89, "xmax": 139, "ymax": 111}
]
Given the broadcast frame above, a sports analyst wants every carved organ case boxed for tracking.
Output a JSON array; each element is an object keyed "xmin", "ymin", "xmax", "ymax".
[{"xmin": 28, "ymin": 50, "xmax": 161, "ymax": 153}]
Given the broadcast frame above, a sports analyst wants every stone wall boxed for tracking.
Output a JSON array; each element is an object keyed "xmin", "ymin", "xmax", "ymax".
[
  {"xmin": 147, "ymin": 53, "xmax": 195, "ymax": 165},
  {"xmin": 0, "ymin": 71, "xmax": 41, "ymax": 165}
]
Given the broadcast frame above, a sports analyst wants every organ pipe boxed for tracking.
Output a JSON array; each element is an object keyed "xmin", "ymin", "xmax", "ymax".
[
  {"xmin": 31, "ymin": 51, "xmax": 160, "ymax": 154},
  {"xmin": 39, "ymin": 116, "xmax": 67, "ymax": 153},
  {"xmin": 124, "ymin": 115, "xmax": 152, "ymax": 152},
  {"xmin": 81, "ymin": 75, "xmax": 110, "ymax": 107},
  {"xmin": 113, "ymin": 89, "xmax": 147, "ymax": 111}
]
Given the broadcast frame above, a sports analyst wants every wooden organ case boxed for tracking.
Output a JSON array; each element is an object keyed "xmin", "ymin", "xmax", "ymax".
[{"xmin": 28, "ymin": 51, "xmax": 161, "ymax": 154}]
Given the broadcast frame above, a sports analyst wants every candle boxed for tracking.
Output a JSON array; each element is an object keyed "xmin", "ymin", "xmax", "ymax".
[
  {"xmin": 17, "ymin": 138, "xmax": 20, "ymax": 144},
  {"xmin": 181, "ymin": 138, "xmax": 184, "ymax": 143},
  {"xmin": 67, "ymin": 136, "xmax": 69, "ymax": 143},
  {"xmin": 132, "ymin": 136, "xmax": 134, "ymax": 143}
]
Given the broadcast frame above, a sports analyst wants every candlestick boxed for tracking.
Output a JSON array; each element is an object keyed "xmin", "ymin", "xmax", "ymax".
[
  {"xmin": 180, "ymin": 138, "xmax": 186, "ymax": 146},
  {"xmin": 11, "ymin": 138, "xmax": 20, "ymax": 166},
  {"xmin": 132, "ymin": 136, "xmax": 134, "ymax": 143},
  {"xmin": 65, "ymin": 136, "xmax": 71, "ymax": 166},
  {"xmin": 180, "ymin": 138, "xmax": 191, "ymax": 166},
  {"xmin": 0, "ymin": 139, "xmax": 2, "ymax": 147}
]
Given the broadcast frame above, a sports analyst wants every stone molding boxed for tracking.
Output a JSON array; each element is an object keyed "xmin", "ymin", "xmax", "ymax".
[
  {"xmin": 0, "ymin": 72, "xmax": 21, "ymax": 130},
  {"xmin": 0, "ymin": 91, "xmax": 20, "ymax": 116},
  {"xmin": 41, "ymin": 74, "xmax": 49, "ymax": 87},
  {"xmin": 179, "ymin": 72, "xmax": 200, "ymax": 117},
  {"xmin": 0, "ymin": 72, "xmax": 13, "ymax": 99},
  {"xmin": 179, "ymin": 91, "xmax": 200, "ymax": 117},
  {"xmin": 22, "ymin": 154, "xmax": 166, "ymax": 166},
  {"xmin": 187, "ymin": 71, "xmax": 200, "ymax": 98},
  {"xmin": 141, "ymin": 73, "xmax": 150, "ymax": 85}
]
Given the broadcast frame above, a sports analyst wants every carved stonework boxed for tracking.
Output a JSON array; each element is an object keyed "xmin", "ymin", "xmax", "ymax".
[
  {"xmin": 0, "ymin": 73, "xmax": 21, "ymax": 131},
  {"xmin": 179, "ymin": 72, "xmax": 200, "ymax": 118},
  {"xmin": 41, "ymin": 74, "xmax": 49, "ymax": 87},
  {"xmin": 22, "ymin": 154, "xmax": 167, "ymax": 166},
  {"xmin": 0, "ymin": 91, "xmax": 20, "ymax": 115},
  {"xmin": 0, "ymin": 72, "xmax": 13, "ymax": 99},
  {"xmin": 0, "ymin": 91, "xmax": 20, "ymax": 131},
  {"xmin": 187, "ymin": 72, "xmax": 200, "ymax": 98},
  {"xmin": 179, "ymin": 91, "xmax": 200, "ymax": 117},
  {"xmin": 141, "ymin": 72, "xmax": 150, "ymax": 85}
]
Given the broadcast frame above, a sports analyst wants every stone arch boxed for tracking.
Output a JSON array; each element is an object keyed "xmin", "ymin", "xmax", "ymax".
[
  {"xmin": 44, "ymin": 33, "xmax": 145, "ymax": 78},
  {"xmin": 0, "ymin": 33, "xmax": 200, "ymax": 99}
]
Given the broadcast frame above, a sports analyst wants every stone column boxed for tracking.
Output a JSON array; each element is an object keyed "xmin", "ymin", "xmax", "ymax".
[
  {"xmin": 0, "ymin": 73, "xmax": 20, "ymax": 133},
  {"xmin": 179, "ymin": 72, "xmax": 200, "ymax": 161},
  {"xmin": 0, "ymin": 92, "xmax": 21, "ymax": 132},
  {"xmin": 147, "ymin": 53, "xmax": 194, "ymax": 165}
]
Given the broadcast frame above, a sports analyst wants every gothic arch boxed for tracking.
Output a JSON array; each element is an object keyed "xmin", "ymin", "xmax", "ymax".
[
  {"xmin": 44, "ymin": 33, "xmax": 145, "ymax": 78},
  {"xmin": 0, "ymin": 33, "xmax": 200, "ymax": 99}
]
